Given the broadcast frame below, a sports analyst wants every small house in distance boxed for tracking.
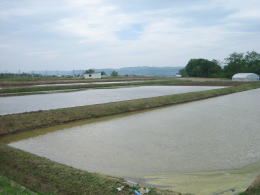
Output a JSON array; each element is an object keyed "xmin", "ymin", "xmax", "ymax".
[
  {"xmin": 83, "ymin": 72, "xmax": 102, "ymax": 79},
  {"xmin": 232, "ymin": 73, "xmax": 259, "ymax": 81}
]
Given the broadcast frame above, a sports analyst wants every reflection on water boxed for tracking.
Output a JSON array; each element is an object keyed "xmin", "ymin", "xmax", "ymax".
[
  {"xmin": 0, "ymin": 86, "xmax": 223, "ymax": 115},
  {"xmin": 9, "ymin": 89, "xmax": 260, "ymax": 194}
]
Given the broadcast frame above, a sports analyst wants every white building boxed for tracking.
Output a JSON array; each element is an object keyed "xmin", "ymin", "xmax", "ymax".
[
  {"xmin": 232, "ymin": 73, "xmax": 259, "ymax": 81},
  {"xmin": 83, "ymin": 72, "xmax": 102, "ymax": 79}
]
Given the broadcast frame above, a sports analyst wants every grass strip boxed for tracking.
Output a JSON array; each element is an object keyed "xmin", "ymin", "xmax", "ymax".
[
  {"xmin": 240, "ymin": 175, "xmax": 260, "ymax": 195},
  {"xmin": 0, "ymin": 144, "xmax": 177, "ymax": 195},
  {"xmin": 240, "ymin": 187, "xmax": 260, "ymax": 195},
  {"xmin": 0, "ymin": 144, "xmax": 136, "ymax": 195},
  {"xmin": 0, "ymin": 174, "xmax": 37, "ymax": 194},
  {"xmin": 1, "ymin": 82, "xmax": 259, "ymax": 136},
  {"xmin": 0, "ymin": 80, "xmax": 189, "ymax": 95}
]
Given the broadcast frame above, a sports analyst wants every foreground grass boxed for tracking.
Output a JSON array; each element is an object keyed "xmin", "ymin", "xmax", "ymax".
[
  {"xmin": 240, "ymin": 187, "xmax": 260, "ymax": 195},
  {"xmin": 240, "ymin": 175, "xmax": 260, "ymax": 195},
  {"xmin": 0, "ymin": 175, "xmax": 37, "ymax": 194},
  {"xmin": 1, "ymin": 82, "xmax": 259, "ymax": 136},
  {"xmin": 0, "ymin": 143, "xmax": 126, "ymax": 195},
  {"xmin": 0, "ymin": 144, "xmax": 176, "ymax": 195}
]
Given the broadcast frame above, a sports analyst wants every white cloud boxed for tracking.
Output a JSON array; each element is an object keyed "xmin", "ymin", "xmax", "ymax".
[
  {"xmin": 65, "ymin": 0, "xmax": 106, "ymax": 6},
  {"xmin": 211, "ymin": 0, "xmax": 260, "ymax": 20},
  {"xmin": 51, "ymin": 2, "xmax": 134, "ymax": 42},
  {"xmin": 0, "ymin": 0, "xmax": 260, "ymax": 71},
  {"xmin": 227, "ymin": 10, "xmax": 260, "ymax": 20},
  {"xmin": 26, "ymin": 51, "xmax": 60, "ymax": 59},
  {"xmin": 0, "ymin": 44, "xmax": 11, "ymax": 48}
]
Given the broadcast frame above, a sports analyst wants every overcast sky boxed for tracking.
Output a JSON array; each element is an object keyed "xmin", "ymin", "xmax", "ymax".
[{"xmin": 0, "ymin": 0, "xmax": 260, "ymax": 72}]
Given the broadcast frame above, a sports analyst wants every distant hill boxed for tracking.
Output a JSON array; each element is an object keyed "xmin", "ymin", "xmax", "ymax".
[{"xmin": 31, "ymin": 66, "xmax": 183, "ymax": 77}]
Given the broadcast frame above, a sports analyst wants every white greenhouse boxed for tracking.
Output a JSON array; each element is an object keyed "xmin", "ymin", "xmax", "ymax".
[{"xmin": 232, "ymin": 73, "xmax": 259, "ymax": 81}]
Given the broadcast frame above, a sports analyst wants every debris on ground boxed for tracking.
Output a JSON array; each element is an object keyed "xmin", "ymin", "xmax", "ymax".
[
  {"xmin": 116, "ymin": 186, "xmax": 124, "ymax": 192},
  {"xmin": 133, "ymin": 189, "xmax": 142, "ymax": 195},
  {"xmin": 124, "ymin": 180, "xmax": 138, "ymax": 187},
  {"xmin": 139, "ymin": 187, "xmax": 150, "ymax": 194}
]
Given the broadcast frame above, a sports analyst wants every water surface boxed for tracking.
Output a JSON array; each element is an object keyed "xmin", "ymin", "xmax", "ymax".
[
  {"xmin": 9, "ymin": 88, "xmax": 260, "ymax": 194},
  {"xmin": 0, "ymin": 86, "xmax": 223, "ymax": 115}
]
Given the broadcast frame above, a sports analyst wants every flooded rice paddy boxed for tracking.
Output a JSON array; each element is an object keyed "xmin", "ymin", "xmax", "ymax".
[
  {"xmin": 0, "ymin": 86, "xmax": 223, "ymax": 115},
  {"xmin": 9, "ymin": 88, "xmax": 260, "ymax": 194}
]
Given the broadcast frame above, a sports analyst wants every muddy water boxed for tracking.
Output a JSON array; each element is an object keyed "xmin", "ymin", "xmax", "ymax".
[
  {"xmin": 9, "ymin": 88, "xmax": 260, "ymax": 194},
  {"xmin": 0, "ymin": 86, "xmax": 223, "ymax": 115}
]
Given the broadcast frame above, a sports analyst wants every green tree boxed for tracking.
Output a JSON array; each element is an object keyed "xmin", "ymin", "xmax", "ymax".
[
  {"xmin": 244, "ymin": 51, "xmax": 260, "ymax": 75},
  {"xmin": 85, "ymin": 69, "xmax": 95, "ymax": 74},
  {"xmin": 223, "ymin": 52, "xmax": 246, "ymax": 78},
  {"xmin": 110, "ymin": 71, "xmax": 118, "ymax": 77},
  {"xmin": 101, "ymin": 71, "xmax": 106, "ymax": 76},
  {"xmin": 184, "ymin": 58, "xmax": 221, "ymax": 77},
  {"xmin": 179, "ymin": 68, "xmax": 188, "ymax": 77}
]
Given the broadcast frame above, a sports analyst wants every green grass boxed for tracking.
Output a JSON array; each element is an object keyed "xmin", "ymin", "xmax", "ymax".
[
  {"xmin": 0, "ymin": 144, "xmax": 174, "ymax": 195},
  {"xmin": 0, "ymin": 175, "xmax": 37, "ymax": 194},
  {"xmin": 0, "ymin": 144, "xmax": 126, "ymax": 195},
  {"xmin": 240, "ymin": 187, "xmax": 260, "ymax": 195}
]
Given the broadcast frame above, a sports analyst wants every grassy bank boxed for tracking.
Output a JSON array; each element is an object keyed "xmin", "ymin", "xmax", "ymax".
[
  {"xmin": 240, "ymin": 187, "xmax": 260, "ymax": 195},
  {"xmin": 1, "ymin": 82, "xmax": 259, "ymax": 136},
  {"xmin": 0, "ymin": 144, "xmax": 174, "ymax": 195},
  {"xmin": 0, "ymin": 174, "xmax": 37, "ymax": 194},
  {"xmin": 240, "ymin": 175, "xmax": 260, "ymax": 195}
]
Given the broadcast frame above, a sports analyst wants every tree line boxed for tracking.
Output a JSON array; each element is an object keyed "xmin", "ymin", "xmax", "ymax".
[
  {"xmin": 85, "ymin": 69, "xmax": 118, "ymax": 77},
  {"xmin": 179, "ymin": 51, "xmax": 260, "ymax": 78}
]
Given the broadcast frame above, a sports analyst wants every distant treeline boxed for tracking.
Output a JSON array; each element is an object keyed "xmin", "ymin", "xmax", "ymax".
[
  {"xmin": 180, "ymin": 51, "xmax": 260, "ymax": 78},
  {"xmin": 0, "ymin": 73, "xmax": 66, "ymax": 81}
]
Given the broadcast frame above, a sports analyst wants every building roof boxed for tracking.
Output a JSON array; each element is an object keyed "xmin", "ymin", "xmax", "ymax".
[{"xmin": 232, "ymin": 73, "xmax": 259, "ymax": 78}]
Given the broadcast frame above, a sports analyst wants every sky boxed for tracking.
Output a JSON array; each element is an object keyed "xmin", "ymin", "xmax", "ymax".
[{"xmin": 0, "ymin": 0, "xmax": 260, "ymax": 72}]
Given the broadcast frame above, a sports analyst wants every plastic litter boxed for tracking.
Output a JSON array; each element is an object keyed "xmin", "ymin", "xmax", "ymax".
[
  {"xmin": 124, "ymin": 180, "xmax": 138, "ymax": 187},
  {"xmin": 145, "ymin": 188, "xmax": 150, "ymax": 194},
  {"xmin": 133, "ymin": 190, "xmax": 142, "ymax": 195},
  {"xmin": 139, "ymin": 187, "xmax": 150, "ymax": 194},
  {"xmin": 116, "ymin": 186, "xmax": 124, "ymax": 192}
]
